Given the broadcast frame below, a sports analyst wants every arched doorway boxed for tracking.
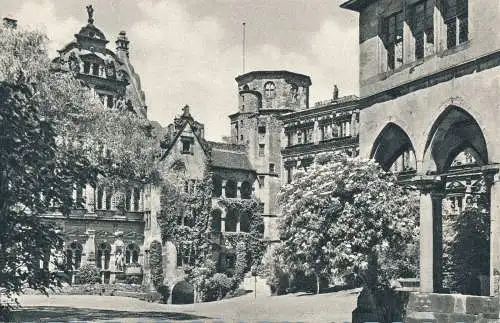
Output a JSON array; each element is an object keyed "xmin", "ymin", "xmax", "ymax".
[
  {"xmin": 370, "ymin": 122, "xmax": 416, "ymax": 173},
  {"xmin": 422, "ymin": 105, "xmax": 490, "ymax": 296},
  {"xmin": 171, "ymin": 281, "xmax": 195, "ymax": 304}
]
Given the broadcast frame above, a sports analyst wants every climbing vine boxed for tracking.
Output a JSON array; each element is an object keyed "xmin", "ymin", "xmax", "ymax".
[{"xmin": 157, "ymin": 162, "xmax": 265, "ymax": 302}]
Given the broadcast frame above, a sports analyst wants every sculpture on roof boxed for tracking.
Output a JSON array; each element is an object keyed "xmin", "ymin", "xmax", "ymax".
[{"xmin": 86, "ymin": 5, "xmax": 94, "ymax": 24}]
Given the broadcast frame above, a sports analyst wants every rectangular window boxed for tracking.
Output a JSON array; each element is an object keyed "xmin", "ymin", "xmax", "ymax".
[
  {"xmin": 258, "ymin": 175, "xmax": 265, "ymax": 188},
  {"xmin": 409, "ymin": 0, "xmax": 434, "ymax": 59},
  {"xmin": 269, "ymin": 163, "xmax": 275, "ymax": 173},
  {"xmin": 259, "ymin": 144, "xmax": 265, "ymax": 157},
  {"xmin": 181, "ymin": 136, "xmax": 194, "ymax": 154},
  {"xmin": 83, "ymin": 61, "xmax": 90, "ymax": 74},
  {"xmin": 286, "ymin": 132, "xmax": 292, "ymax": 146},
  {"xmin": 304, "ymin": 128, "xmax": 313, "ymax": 143},
  {"xmin": 258, "ymin": 126, "xmax": 266, "ymax": 134},
  {"xmin": 383, "ymin": 11, "xmax": 404, "ymax": 70},
  {"xmin": 444, "ymin": 0, "xmax": 468, "ymax": 49}
]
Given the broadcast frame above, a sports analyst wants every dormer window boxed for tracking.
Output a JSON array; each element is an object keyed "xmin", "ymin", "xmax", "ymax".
[
  {"xmin": 264, "ymin": 82, "xmax": 275, "ymax": 98},
  {"xmin": 181, "ymin": 136, "xmax": 194, "ymax": 154}
]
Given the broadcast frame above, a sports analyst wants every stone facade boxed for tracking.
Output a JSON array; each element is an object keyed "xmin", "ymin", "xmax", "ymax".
[
  {"xmin": 341, "ymin": 0, "xmax": 500, "ymax": 319},
  {"xmin": 42, "ymin": 7, "xmax": 150, "ymax": 285}
]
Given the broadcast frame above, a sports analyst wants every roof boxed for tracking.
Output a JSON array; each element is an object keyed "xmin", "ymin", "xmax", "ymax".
[
  {"xmin": 340, "ymin": 0, "xmax": 377, "ymax": 12},
  {"xmin": 235, "ymin": 70, "xmax": 312, "ymax": 86},
  {"xmin": 209, "ymin": 144, "xmax": 254, "ymax": 172}
]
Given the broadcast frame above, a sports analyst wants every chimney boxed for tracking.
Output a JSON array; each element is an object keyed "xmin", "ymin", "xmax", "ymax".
[
  {"xmin": 116, "ymin": 31, "xmax": 130, "ymax": 58},
  {"xmin": 3, "ymin": 17, "xmax": 17, "ymax": 29}
]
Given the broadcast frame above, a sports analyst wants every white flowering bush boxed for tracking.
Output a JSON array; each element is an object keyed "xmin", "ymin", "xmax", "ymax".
[{"xmin": 277, "ymin": 151, "xmax": 418, "ymax": 318}]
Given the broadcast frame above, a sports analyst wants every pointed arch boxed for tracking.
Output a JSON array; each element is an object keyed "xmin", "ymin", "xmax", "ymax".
[
  {"xmin": 370, "ymin": 122, "xmax": 416, "ymax": 172},
  {"xmin": 422, "ymin": 105, "xmax": 488, "ymax": 173}
]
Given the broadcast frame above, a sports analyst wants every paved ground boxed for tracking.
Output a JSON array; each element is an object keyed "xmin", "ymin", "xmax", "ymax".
[{"xmin": 13, "ymin": 290, "xmax": 358, "ymax": 322}]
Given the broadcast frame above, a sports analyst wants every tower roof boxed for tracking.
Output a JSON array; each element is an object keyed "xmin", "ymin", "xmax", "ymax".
[{"xmin": 235, "ymin": 70, "xmax": 311, "ymax": 86}]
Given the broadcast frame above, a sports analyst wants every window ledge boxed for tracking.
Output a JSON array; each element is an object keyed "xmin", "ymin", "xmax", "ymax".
[{"xmin": 439, "ymin": 40, "xmax": 471, "ymax": 58}]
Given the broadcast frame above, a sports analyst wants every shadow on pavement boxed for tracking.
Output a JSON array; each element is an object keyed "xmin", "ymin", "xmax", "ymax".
[{"xmin": 12, "ymin": 306, "xmax": 211, "ymax": 321}]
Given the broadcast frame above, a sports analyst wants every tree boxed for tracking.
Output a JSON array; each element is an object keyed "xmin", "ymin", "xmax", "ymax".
[
  {"xmin": 277, "ymin": 152, "xmax": 418, "ymax": 319},
  {"xmin": 0, "ymin": 82, "xmax": 92, "ymax": 319},
  {"xmin": 0, "ymin": 23, "xmax": 159, "ymax": 317},
  {"xmin": 445, "ymin": 201, "xmax": 489, "ymax": 295}
]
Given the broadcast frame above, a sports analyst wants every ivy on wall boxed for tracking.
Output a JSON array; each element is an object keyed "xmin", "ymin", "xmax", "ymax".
[{"xmin": 157, "ymin": 161, "xmax": 265, "ymax": 301}]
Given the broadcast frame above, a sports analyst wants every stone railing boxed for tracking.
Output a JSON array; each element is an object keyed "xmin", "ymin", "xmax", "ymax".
[{"xmin": 313, "ymin": 95, "xmax": 359, "ymax": 108}]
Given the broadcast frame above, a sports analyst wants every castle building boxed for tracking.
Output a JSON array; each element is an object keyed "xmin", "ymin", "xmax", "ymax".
[
  {"xmin": 43, "ymin": 6, "xmax": 150, "ymax": 285},
  {"xmin": 341, "ymin": 0, "xmax": 500, "ymax": 318},
  {"xmin": 280, "ymin": 95, "xmax": 359, "ymax": 185}
]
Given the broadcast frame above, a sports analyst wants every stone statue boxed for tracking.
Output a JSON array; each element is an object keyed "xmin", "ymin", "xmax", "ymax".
[
  {"xmin": 115, "ymin": 249, "xmax": 124, "ymax": 271},
  {"xmin": 333, "ymin": 84, "xmax": 339, "ymax": 100},
  {"xmin": 86, "ymin": 5, "xmax": 94, "ymax": 24}
]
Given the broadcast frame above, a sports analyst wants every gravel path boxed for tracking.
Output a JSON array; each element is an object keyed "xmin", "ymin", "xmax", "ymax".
[{"xmin": 13, "ymin": 290, "xmax": 358, "ymax": 322}]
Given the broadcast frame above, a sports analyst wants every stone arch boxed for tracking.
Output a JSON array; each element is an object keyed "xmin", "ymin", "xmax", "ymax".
[
  {"xmin": 422, "ymin": 105, "xmax": 488, "ymax": 173},
  {"xmin": 171, "ymin": 280, "xmax": 195, "ymax": 304},
  {"xmin": 370, "ymin": 122, "xmax": 417, "ymax": 172}
]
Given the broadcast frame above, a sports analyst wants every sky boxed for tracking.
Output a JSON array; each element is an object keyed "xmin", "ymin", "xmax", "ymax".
[{"xmin": 3, "ymin": 0, "xmax": 360, "ymax": 141}]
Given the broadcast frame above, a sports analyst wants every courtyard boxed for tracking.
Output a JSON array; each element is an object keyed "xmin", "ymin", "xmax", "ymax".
[{"xmin": 12, "ymin": 291, "xmax": 358, "ymax": 322}]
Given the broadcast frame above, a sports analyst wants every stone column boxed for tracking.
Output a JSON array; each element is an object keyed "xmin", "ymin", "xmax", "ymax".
[
  {"xmin": 237, "ymin": 182, "xmax": 241, "ymax": 198},
  {"xmin": 416, "ymin": 176, "xmax": 443, "ymax": 293},
  {"xmin": 84, "ymin": 230, "xmax": 96, "ymax": 267},
  {"xmin": 488, "ymin": 172, "xmax": 500, "ymax": 296},
  {"xmin": 85, "ymin": 184, "xmax": 95, "ymax": 213}
]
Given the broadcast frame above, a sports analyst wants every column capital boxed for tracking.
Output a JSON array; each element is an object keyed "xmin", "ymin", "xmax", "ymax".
[{"xmin": 408, "ymin": 174, "xmax": 444, "ymax": 195}]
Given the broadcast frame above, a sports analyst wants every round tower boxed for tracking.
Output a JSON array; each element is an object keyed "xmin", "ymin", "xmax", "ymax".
[{"xmin": 229, "ymin": 70, "xmax": 311, "ymax": 241}]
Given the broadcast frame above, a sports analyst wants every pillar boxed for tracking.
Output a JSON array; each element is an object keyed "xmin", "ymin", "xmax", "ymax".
[
  {"xmin": 488, "ymin": 172, "xmax": 500, "ymax": 296},
  {"xmin": 419, "ymin": 187, "xmax": 444, "ymax": 293},
  {"xmin": 237, "ymin": 182, "xmax": 241, "ymax": 198},
  {"xmin": 84, "ymin": 230, "xmax": 96, "ymax": 267},
  {"xmin": 85, "ymin": 184, "xmax": 95, "ymax": 213}
]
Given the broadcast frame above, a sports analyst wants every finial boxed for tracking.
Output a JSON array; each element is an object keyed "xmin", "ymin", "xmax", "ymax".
[
  {"xmin": 182, "ymin": 105, "xmax": 190, "ymax": 117},
  {"xmin": 86, "ymin": 5, "xmax": 94, "ymax": 24}
]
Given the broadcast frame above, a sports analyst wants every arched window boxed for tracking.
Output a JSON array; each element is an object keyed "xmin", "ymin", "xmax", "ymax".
[
  {"xmin": 240, "ymin": 181, "xmax": 252, "ymax": 199},
  {"xmin": 212, "ymin": 176, "xmax": 222, "ymax": 197},
  {"xmin": 66, "ymin": 241, "xmax": 83, "ymax": 269},
  {"xmin": 264, "ymin": 82, "xmax": 275, "ymax": 98},
  {"xmin": 225, "ymin": 209, "xmax": 238, "ymax": 232},
  {"xmin": 225, "ymin": 180, "xmax": 237, "ymax": 198},
  {"xmin": 126, "ymin": 244, "xmax": 140, "ymax": 264},
  {"xmin": 97, "ymin": 242, "xmax": 111, "ymax": 270},
  {"xmin": 240, "ymin": 212, "xmax": 250, "ymax": 232}
]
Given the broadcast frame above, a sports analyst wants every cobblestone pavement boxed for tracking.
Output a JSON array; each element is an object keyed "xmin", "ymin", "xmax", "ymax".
[{"xmin": 13, "ymin": 290, "xmax": 358, "ymax": 322}]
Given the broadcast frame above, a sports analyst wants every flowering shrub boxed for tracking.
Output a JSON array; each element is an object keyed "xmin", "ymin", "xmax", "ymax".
[
  {"xmin": 75, "ymin": 264, "xmax": 101, "ymax": 285},
  {"xmin": 277, "ymin": 151, "xmax": 418, "ymax": 320}
]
